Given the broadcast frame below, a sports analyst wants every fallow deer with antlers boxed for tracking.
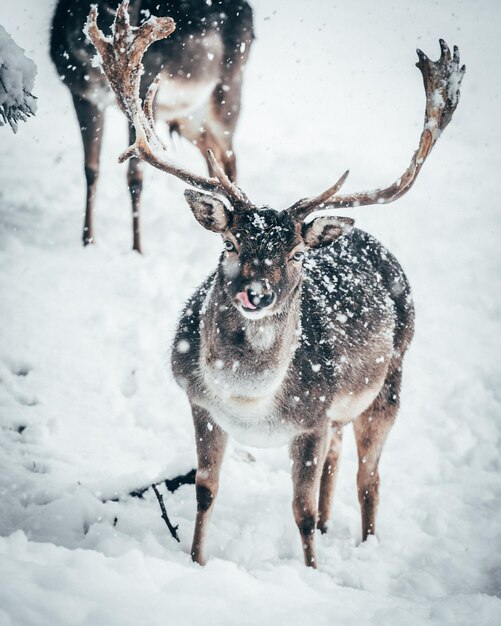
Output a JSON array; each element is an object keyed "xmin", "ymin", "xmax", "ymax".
[
  {"xmin": 51, "ymin": 0, "xmax": 253, "ymax": 252},
  {"xmin": 87, "ymin": 2, "xmax": 464, "ymax": 567}
]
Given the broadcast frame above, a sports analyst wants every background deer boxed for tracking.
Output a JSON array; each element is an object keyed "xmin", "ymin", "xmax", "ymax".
[
  {"xmin": 87, "ymin": 3, "xmax": 464, "ymax": 566},
  {"xmin": 50, "ymin": 0, "xmax": 253, "ymax": 252}
]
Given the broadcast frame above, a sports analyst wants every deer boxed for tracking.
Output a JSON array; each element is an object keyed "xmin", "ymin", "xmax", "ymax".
[
  {"xmin": 86, "ymin": 2, "xmax": 465, "ymax": 567},
  {"xmin": 50, "ymin": 0, "xmax": 253, "ymax": 253}
]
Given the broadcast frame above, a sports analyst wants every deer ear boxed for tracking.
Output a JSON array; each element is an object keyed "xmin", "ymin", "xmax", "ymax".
[
  {"xmin": 184, "ymin": 190, "xmax": 232, "ymax": 233},
  {"xmin": 302, "ymin": 216, "xmax": 355, "ymax": 248}
]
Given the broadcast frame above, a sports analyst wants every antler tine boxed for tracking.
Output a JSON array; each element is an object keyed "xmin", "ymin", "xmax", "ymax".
[
  {"xmin": 206, "ymin": 149, "xmax": 251, "ymax": 206},
  {"xmin": 288, "ymin": 40, "xmax": 465, "ymax": 220},
  {"xmin": 289, "ymin": 170, "xmax": 350, "ymax": 222},
  {"xmin": 86, "ymin": 1, "xmax": 250, "ymax": 205},
  {"xmin": 143, "ymin": 75, "xmax": 160, "ymax": 130},
  {"xmin": 141, "ymin": 74, "xmax": 168, "ymax": 152}
]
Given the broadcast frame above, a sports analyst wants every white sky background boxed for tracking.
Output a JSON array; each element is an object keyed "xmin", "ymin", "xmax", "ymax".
[{"xmin": 0, "ymin": 1, "xmax": 500, "ymax": 624}]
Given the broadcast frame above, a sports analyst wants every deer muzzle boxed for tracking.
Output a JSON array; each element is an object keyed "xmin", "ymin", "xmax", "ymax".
[{"xmin": 237, "ymin": 284, "xmax": 275, "ymax": 311}]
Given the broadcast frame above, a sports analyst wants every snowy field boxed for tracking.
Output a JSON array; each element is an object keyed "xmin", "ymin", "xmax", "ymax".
[{"xmin": 1, "ymin": 0, "xmax": 500, "ymax": 624}]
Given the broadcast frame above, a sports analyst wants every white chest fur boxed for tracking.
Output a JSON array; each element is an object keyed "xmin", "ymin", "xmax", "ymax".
[
  {"xmin": 198, "ymin": 350, "xmax": 295, "ymax": 448},
  {"xmin": 244, "ymin": 323, "xmax": 276, "ymax": 350}
]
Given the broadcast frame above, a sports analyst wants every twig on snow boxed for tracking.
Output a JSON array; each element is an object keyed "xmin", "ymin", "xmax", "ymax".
[{"xmin": 151, "ymin": 483, "xmax": 180, "ymax": 543}]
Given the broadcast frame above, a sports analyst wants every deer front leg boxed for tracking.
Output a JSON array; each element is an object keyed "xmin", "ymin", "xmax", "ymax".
[
  {"xmin": 191, "ymin": 404, "xmax": 227, "ymax": 565},
  {"xmin": 72, "ymin": 94, "xmax": 104, "ymax": 246},
  {"xmin": 290, "ymin": 431, "xmax": 327, "ymax": 568}
]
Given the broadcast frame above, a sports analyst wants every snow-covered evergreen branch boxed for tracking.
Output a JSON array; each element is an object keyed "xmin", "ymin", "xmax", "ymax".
[{"xmin": 0, "ymin": 24, "xmax": 37, "ymax": 132}]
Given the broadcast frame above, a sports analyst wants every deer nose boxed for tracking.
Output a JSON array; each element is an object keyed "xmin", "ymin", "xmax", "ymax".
[
  {"xmin": 246, "ymin": 285, "xmax": 275, "ymax": 310},
  {"xmin": 237, "ymin": 282, "xmax": 275, "ymax": 310}
]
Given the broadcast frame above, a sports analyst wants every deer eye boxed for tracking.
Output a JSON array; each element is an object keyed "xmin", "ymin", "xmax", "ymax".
[
  {"xmin": 292, "ymin": 251, "xmax": 304, "ymax": 262},
  {"xmin": 224, "ymin": 240, "xmax": 236, "ymax": 253}
]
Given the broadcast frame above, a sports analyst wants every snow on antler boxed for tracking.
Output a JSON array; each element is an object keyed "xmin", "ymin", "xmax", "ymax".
[
  {"xmin": 289, "ymin": 39, "xmax": 465, "ymax": 220},
  {"xmin": 85, "ymin": 0, "xmax": 175, "ymax": 129},
  {"xmin": 85, "ymin": 0, "xmax": 251, "ymax": 207},
  {"xmin": 417, "ymin": 38, "xmax": 466, "ymax": 135}
]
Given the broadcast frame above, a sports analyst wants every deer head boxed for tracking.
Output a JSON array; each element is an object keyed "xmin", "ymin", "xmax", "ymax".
[
  {"xmin": 183, "ymin": 179, "xmax": 354, "ymax": 317},
  {"xmin": 87, "ymin": 2, "xmax": 465, "ymax": 317}
]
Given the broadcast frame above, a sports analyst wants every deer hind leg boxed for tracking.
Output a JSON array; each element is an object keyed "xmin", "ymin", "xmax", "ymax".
[
  {"xmin": 199, "ymin": 123, "xmax": 237, "ymax": 182},
  {"xmin": 200, "ymin": 76, "xmax": 247, "ymax": 182},
  {"xmin": 353, "ymin": 365, "xmax": 402, "ymax": 541},
  {"xmin": 290, "ymin": 430, "xmax": 328, "ymax": 568},
  {"xmin": 317, "ymin": 423, "xmax": 343, "ymax": 534},
  {"xmin": 190, "ymin": 404, "xmax": 227, "ymax": 566},
  {"xmin": 127, "ymin": 125, "xmax": 143, "ymax": 253},
  {"xmin": 72, "ymin": 95, "xmax": 104, "ymax": 246}
]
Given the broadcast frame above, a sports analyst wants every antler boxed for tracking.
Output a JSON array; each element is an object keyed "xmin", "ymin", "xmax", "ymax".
[
  {"xmin": 289, "ymin": 39, "xmax": 465, "ymax": 222},
  {"xmin": 85, "ymin": 0, "xmax": 250, "ymax": 207}
]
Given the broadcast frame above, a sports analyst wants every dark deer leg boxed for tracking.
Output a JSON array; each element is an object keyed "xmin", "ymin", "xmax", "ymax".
[
  {"xmin": 72, "ymin": 94, "xmax": 104, "ymax": 246},
  {"xmin": 290, "ymin": 431, "xmax": 327, "ymax": 568},
  {"xmin": 127, "ymin": 125, "xmax": 143, "ymax": 253},
  {"xmin": 191, "ymin": 404, "xmax": 227, "ymax": 565},
  {"xmin": 353, "ymin": 366, "xmax": 401, "ymax": 541},
  {"xmin": 317, "ymin": 424, "xmax": 343, "ymax": 534}
]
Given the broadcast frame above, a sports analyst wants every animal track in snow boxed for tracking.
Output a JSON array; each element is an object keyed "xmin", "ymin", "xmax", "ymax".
[
  {"xmin": 15, "ymin": 392, "xmax": 38, "ymax": 407},
  {"xmin": 6, "ymin": 358, "xmax": 33, "ymax": 378},
  {"xmin": 120, "ymin": 369, "xmax": 138, "ymax": 398},
  {"xmin": 0, "ymin": 359, "xmax": 39, "ymax": 406},
  {"xmin": 27, "ymin": 460, "xmax": 50, "ymax": 474}
]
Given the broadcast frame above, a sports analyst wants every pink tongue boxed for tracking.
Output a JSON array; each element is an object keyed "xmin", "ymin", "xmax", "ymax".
[{"xmin": 237, "ymin": 291, "xmax": 257, "ymax": 309}]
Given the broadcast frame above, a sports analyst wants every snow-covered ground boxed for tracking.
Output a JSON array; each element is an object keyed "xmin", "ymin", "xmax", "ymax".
[{"xmin": 1, "ymin": 0, "xmax": 500, "ymax": 624}]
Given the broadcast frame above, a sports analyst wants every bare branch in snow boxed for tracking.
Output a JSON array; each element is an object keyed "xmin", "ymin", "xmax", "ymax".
[{"xmin": 151, "ymin": 483, "xmax": 180, "ymax": 543}]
